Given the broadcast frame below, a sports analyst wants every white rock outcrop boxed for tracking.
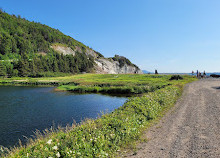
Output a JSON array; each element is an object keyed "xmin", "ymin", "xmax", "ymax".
[
  {"xmin": 95, "ymin": 58, "xmax": 142, "ymax": 74},
  {"xmin": 51, "ymin": 45, "xmax": 142, "ymax": 74}
]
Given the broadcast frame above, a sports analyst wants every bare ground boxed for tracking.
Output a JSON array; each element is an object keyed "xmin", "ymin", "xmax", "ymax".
[{"xmin": 125, "ymin": 79, "xmax": 220, "ymax": 158}]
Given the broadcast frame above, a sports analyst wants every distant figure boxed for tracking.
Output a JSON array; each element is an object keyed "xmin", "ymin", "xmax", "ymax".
[
  {"xmin": 192, "ymin": 71, "xmax": 194, "ymax": 75},
  {"xmin": 155, "ymin": 70, "xmax": 158, "ymax": 74},
  {"xmin": 199, "ymin": 72, "xmax": 202, "ymax": 78},
  {"xmin": 203, "ymin": 71, "xmax": 206, "ymax": 76},
  {"xmin": 196, "ymin": 70, "xmax": 199, "ymax": 78}
]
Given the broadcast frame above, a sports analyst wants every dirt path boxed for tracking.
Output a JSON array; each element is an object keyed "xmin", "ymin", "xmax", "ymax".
[{"xmin": 125, "ymin": 79, "xmax": 220, "ymax": 158}]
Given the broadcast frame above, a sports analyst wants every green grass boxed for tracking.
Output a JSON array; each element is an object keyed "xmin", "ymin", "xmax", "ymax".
[
  {"xmin": 0, "ymin": 74, "xmax": 197, "ymax": 157},
  {"xmin": 0, "ymin": 74, "xmax": 196, "ymax": 94}
]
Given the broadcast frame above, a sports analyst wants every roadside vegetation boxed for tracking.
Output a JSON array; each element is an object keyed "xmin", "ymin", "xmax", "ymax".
[{"xmin": 0, "ymin": 74, "xmax": 197, "ymax": 157}]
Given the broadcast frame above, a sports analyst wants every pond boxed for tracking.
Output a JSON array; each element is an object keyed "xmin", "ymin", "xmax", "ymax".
[{"xmin": 0, "ymin": 86, "xmax": 127, "ymax": 147}]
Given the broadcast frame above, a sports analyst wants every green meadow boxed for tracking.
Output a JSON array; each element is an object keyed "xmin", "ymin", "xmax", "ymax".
[
  {"xmin": 0, "ymin": 74, "xmax": 195, "ymax": 94},
  {"xmin": 0, "ymin": 74, "xmax": 197, "ymax": 157}
]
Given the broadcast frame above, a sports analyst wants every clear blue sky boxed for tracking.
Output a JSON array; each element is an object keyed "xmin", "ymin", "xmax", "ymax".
[{"xmin": 1, "ymin": 0, "xmax": 220, "ymax": 73}]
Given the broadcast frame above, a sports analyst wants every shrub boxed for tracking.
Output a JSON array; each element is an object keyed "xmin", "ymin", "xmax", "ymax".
[{"xmin": 169, "ymin": 75, "xmax": 183, "ymax": 80}]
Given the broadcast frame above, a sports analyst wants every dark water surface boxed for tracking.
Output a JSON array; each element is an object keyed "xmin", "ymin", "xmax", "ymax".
[{"xmin": 0, "ymin": 86, "xmax": 127, "ymax": 147}]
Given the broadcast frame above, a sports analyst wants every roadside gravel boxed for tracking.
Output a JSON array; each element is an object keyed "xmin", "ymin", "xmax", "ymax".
[{"xmin": 125, "ymin": 79, "xmax": 220, "ymax": 158}]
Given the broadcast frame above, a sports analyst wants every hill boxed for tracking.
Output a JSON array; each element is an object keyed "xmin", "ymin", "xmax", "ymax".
[{"xmin": 0, "ymin": 10, "xmax": 142, "ymax": 77}]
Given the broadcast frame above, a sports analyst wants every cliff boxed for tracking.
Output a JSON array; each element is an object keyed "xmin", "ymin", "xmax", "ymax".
[
  {"xmin": 52, "ymin": 45, "xmax": 142, "ymax": 74},
  {"xmin": 95, "ymin": 58, "xmax": 142, "ymax": 74}
]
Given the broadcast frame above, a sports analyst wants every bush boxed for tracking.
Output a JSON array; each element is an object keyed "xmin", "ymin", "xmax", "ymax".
[{"xmin": 169, "ymin": 75, "xmax": 183, "ymax": 80}]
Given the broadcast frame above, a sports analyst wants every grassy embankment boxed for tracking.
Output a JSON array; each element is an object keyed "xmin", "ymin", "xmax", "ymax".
[{"xmin": 0, "ymin": 74, "xmax": 197, "ymax": 157}]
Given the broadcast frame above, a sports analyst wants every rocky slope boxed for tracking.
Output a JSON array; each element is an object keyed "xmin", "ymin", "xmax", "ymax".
[
  {"xmin": 95, "ymin": 58, "xmax": 142, "ymax": 74},
  {"xmin": 52, "ymin": 45, "xmax": 142, "ymax": 74}
]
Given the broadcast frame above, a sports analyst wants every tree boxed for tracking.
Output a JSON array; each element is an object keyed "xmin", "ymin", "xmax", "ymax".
[
  {"xmin": 30, "ymin": 58, "xmax": 37, "ymax": 77},
  {"xmin": 18, "ymin": 53, "xmax": 30, "ymax": 77},
  {"xmin": 0, "ymin": 32, "xmax": 12, "ymax": 55},
  {"xmin": 53, "ymin": 59, "xmax": 59, "ymax": 72},
  {"xmin": 0, "ymin": 61, "xmax": 6, "ymax": 77}
]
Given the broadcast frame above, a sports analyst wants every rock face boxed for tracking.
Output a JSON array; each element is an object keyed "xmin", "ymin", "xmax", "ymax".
[
  {"xmin": 51, "ymin": 45, "xmax": 76, "ymax": 55},
  {"xmin": 95, "ymin": 58, "xmax": 142, "ymax": 74},
  {"xmin": 51, "ymin": 44, "xmax": 142, "ymax": 74}
]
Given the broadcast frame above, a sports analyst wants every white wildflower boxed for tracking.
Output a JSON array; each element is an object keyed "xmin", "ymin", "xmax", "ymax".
[
  {"xmin": 48, "ymin": 157, "xmax": 53, "ymax": 158},
  {"xmin": 56, "ymin": 152, "xmax": 61, "ymax": 157},
  {"xmin": 47, "ymin": 139, "xmax": 52, "ymax": 145},
  {"xmin": 53, "ymin": 146, "xmax": 58, "ymax": 150}
]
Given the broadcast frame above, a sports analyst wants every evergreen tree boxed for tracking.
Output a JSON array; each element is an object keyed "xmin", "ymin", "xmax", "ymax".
[
  {"xmin": 18, "ymin": 53, "xmax": 30, "ymax": 77},
  {"xmin": 53, "ymin": 59, "xmax": 59, "ymax": 72},
  {"xmin": 30, "ymin": 58, "xmax": 37, "ymax": 77},
  {"xmin": 0, "ymin": 61, "xmax": 6, "ymax": 77}
]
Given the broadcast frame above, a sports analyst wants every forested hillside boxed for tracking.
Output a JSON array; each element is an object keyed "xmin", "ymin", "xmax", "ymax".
[{"xmin": 0, "ymin": 10, "xmax": 95, "ymax": 77}]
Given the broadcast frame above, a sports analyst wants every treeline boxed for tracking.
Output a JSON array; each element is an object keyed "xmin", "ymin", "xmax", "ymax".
[{"xmin": 0, "ymin": 51, "xmax": 94, "ymax": 77}]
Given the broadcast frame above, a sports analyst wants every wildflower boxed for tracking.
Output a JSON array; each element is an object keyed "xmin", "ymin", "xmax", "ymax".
[
  {"xmin": 53, "ymin": 146, "xmax": 58, "ymax": 150},
  {"xmin": 56, "ymin": 152, "xmax": 61, "ymax": 157},
  {"xmin": 47, "ymin": 139, "xmax": 52, "ymax": 145},
  {"xmin": 48, "ymin": 157, "xmax": 53, "ymax": 158}
]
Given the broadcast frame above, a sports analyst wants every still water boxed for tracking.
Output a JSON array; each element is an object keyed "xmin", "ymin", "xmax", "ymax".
[{"xmin": 0, "ymin": 86, "xmax": 127, "ymax": 147}]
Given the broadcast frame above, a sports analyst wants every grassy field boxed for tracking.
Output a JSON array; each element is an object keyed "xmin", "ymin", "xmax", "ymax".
[
  {"xmin": 0, "ymin": 74, "xmax": 195, "ymax": 94},
  {"xmin": 0, "ymin": 74, "xmax": 197, "ymax": 157}
]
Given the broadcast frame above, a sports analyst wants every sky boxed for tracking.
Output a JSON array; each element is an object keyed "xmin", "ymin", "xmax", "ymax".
[{"xmin": 1, "ymin": 0, "xmax": 220, "ymax": 73}]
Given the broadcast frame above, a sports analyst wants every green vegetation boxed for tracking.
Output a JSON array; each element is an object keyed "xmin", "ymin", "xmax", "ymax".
[
  {"xmin": 0, "ymin": 74, "xmax": 195, "ymax": 94},
  {"xmin": 169, "ymin": 75, "xmax": 183, "ymax": 80},
  {"xmin": 111, "ymin": 55, "xmax": 138, "ymax": 68},
  {"xmin": 58, "ymin": 85, "xmax": 166, "ymax": 95},
  {"xmin": 0, "ymin": 10, "xmax": 96, "ymax": 77},
  {"xmin": 0, "ymin": 74, "xmax": 197, "ymax": 157}
]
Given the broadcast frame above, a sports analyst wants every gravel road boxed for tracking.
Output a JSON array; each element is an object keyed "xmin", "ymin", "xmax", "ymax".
[{"xmin": 126, "ymin": 79, "xmax": 220, "ymax": 158}]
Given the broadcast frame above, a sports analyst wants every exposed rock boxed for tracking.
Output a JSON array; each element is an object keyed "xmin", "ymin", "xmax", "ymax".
[
  {"xmin": 51, "ymin": 45, "xmax": 76, "ymax": 55},
  {"xmin": 95, "ymin": 58, "xmax": 142, "ymax": 74},
  {"xmin": 51, "ymin": 44, "xmax": 142, "ymax": 74},
  {"xmin": 85, "ymin": 48, "xmax": 98, "ymax": 58},
  {"xmin": 38, "ymin": 52, "xmax": 47, "ymax": 56},
  {"xmin": 51, "ymin": 45, "xmax": 98, "ymax": 58}
]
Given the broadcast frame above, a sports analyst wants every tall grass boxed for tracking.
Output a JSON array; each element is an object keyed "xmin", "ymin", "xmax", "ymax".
[{"xmin": 58, "ymin": 84, "xmax": 168, "ymax": 94}]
